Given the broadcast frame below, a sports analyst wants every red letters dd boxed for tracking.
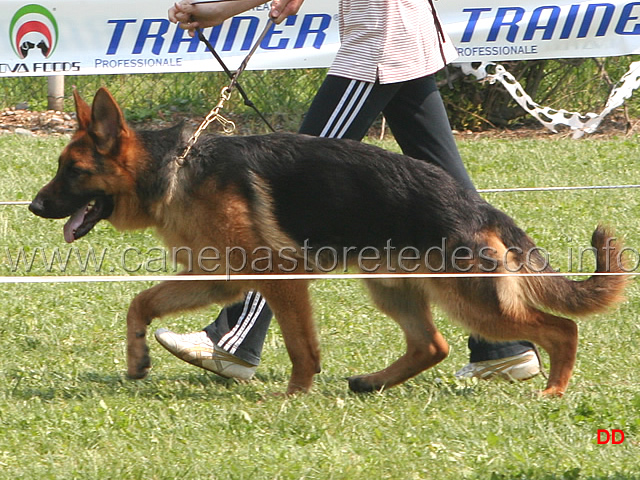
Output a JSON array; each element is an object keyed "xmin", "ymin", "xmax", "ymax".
[{"xmin": 597, "ymin": 429, "xmax": 625, "ymax": 444}]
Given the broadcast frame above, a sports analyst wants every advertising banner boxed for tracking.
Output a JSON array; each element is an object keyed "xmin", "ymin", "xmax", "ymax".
[{"xmin": 1, "ymin": 0, "xmax": 640, "ymax": 77}]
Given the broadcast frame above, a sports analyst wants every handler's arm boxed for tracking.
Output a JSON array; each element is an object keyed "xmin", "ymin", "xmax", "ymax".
[{"xmin": 169, "ymin": 0, "xmax": 305, "ymax": 35}]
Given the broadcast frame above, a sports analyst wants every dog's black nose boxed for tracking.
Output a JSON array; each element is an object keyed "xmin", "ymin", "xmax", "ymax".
[{"xmin": 29, "ymin": 197, "xmax": 45, "ymax": 216}]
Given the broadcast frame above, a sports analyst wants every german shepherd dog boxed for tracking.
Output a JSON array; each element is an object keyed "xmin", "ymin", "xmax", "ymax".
[{"xmin": 30, "ymin": 88, "xmax": 628, "ymax": 396}]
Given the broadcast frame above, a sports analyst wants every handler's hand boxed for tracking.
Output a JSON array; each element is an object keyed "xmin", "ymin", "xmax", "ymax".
[
  {"xmin": 169, "ymin": 0, "xmax": 269, "ymax": 36},
  {"xmin": 270, "ymin": 0, "xmax": 305, "ymax": 23},
  {"xmin": 168, "ymin": 0, "xmax": 230, "ymax": 36},
  {"xmin": 168, "ymin": 0, "xmax": 306, "ymax": 37}
]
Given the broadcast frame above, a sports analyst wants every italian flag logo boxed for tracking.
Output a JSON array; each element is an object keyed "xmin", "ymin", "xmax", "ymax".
[{"xmin": 10, "ymin": 4, "xmax": 59, "ymax": 59}]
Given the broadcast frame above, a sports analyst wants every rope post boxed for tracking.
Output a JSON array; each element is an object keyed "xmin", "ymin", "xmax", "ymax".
[{"xmin": 47, "ymin": 75, "xmax": 64, "ymax": 111}]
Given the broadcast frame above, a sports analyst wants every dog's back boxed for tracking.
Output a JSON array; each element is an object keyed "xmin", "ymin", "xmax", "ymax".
[{"xmin": 186, "ymin": 133, "xmax": 491, "ymax": 253}]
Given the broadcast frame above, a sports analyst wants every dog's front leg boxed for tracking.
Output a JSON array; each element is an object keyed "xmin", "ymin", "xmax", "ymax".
[{"xmin": 126, "ymin": 279, "xmax": 243, "ymax": 379}]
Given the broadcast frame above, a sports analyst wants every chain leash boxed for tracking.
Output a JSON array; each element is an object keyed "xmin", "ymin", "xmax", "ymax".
[
  {"xmin": 175, "ymin": 86, "xmax": 235, "ymax": 166},
  {"xmin": 174, "ymin": 17, "xmax": 275, "ymax": 166}
]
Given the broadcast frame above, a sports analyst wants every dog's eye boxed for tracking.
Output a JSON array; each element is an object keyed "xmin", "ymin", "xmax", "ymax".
[{"xmin": 66, "ymin": 164, "xmax": 91, "ymax": 177}]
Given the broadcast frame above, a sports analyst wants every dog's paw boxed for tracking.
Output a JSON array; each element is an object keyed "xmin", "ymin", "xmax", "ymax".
[
  {"xmin": 126, "ymin": 343, "xmax": 151, "ymax": 380},
  {"xmin": 127, "ymin": 368, "xmax": 150, "ymax": 380},
  {"xmin": 285, "ymin": 382, "xmax": 311, "ymax": 396},
  {"xmin": 538, "ymin": 386, "xmax": 565, "ymax": 398},
  {"xmin": 127, "ymin": 356, "xmax": 151, "ymax": 380},
  {"xmin": 347, "ymin": 375, "xmax": 383, "ymax": 393}
]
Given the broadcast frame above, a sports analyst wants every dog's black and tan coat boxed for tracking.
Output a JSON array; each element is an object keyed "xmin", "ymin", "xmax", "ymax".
[{"xmin": 30, "ymin": 88, "xmax": 628, "ymax": 396}]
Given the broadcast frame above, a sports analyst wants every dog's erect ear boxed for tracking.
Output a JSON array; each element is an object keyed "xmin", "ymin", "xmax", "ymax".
[
  {"xmin": 72, "ymin": 87, "xmax": 91, "ymax": 131},
  {"xmin": 90, "ymin": 87, "xmax": 128, "ymax": 155}
]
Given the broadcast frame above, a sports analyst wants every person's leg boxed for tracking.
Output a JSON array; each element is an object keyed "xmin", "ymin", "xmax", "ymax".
[
  {"xmin": 382, "ymin": 75, "xmax": 539, "ymax": 380},
  {"xmin": 381, "ymin": 75, "xmax": 474, "ymax": 190},
  {"xmin": 155, "ymin": 292, "xmax": 271, "ymax": 378},
  {"xmin": 455, "ymin": 336, "xmax": 541, "ymax": 380},
  {"xmin": 299, "ymin": 75, "xmax": 400, "ymax": 140},
  {"xmin": 467, "ymin": 337, "xmax": 533, "ymax": 362},
  {"xmin": 203, "ymin": 291, "xmax": 272, "ymax": 365}
]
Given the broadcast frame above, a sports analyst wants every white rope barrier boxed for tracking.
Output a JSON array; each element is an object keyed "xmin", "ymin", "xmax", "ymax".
[
  {"xmin": 2, "ymin": 183, "xmax": 640, "ymax": 207},
  {"xmin": 478, "ymin": 184, "xmax": 640, "ymax": 194},
  {"xmin": 0, "ymin": 271, "xmax": 634, "ymax": 285}
]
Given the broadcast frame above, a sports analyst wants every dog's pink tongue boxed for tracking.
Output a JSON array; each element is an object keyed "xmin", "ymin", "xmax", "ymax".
[{"xmin": 63, "ymin": 205, "xmax": 88, "ymax": 243}]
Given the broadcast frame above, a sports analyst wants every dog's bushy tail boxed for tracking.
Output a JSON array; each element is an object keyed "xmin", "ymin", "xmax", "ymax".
[{"xmin": 520, "ymin": 225, "xmax": 629, "ymax": 316}]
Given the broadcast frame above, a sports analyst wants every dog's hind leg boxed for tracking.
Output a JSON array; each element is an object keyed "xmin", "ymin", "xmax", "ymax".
[
  {"xmin": 126, "ymin": 279, "xmax": 243, "ymax": 379},
  {"xmin": 257, "ymin": 279, "xmax": 320, "ymax": 395},
  {"xmin": 348, "ymin": 279, "xmax": 449, "ymax": 393},
  {"xmin": 514, "ymin": 311, "xmax": 578, "ymax": 397},
  {"xmin": 470, "ymin": 308, "xmax": 578, "ymax": 397},
  {"xmin": 530, "ymin": 312, "xmax": 578, "ymax": 397}
]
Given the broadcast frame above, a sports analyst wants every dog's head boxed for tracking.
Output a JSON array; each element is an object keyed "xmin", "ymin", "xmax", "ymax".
[{"xmin": 29, "ymin": 87, "xmax": 138, "ymax": 243}]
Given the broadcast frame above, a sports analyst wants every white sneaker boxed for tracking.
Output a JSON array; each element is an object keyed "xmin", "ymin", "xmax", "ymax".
[
  {"xmin": 455, "ymin": 350, "xmax": 541, "ymax": 381},
  {"xmin": 154, "ymin": 328, "xmax": 257, "ymax": 381}
]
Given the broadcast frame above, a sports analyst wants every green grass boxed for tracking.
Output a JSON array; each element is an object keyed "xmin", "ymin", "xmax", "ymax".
[{"xmin": 1, "ymin": 132, "xmax": 640, "ymax": 479}]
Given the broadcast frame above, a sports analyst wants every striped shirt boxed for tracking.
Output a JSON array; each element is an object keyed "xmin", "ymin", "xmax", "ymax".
[{"xmin": 329, "ymin": 0, "xmax": 458, "ymax": 84}]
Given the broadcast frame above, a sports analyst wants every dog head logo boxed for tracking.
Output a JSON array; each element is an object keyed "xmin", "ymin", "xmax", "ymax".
[{"xmin": 9, "ymin": 4, "xmax": 59, "ymax": 59}]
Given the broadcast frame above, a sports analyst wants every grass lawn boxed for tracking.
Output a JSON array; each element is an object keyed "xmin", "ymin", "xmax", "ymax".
[{"xmin": 0, "ymin": 131, "xmax": 639, "ymax": 479}]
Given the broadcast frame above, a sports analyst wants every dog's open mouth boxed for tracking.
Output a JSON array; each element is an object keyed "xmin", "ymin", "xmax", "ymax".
[{"xmin": 63, "ymin": 196, "xmax": 114, "ymax": 243}]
